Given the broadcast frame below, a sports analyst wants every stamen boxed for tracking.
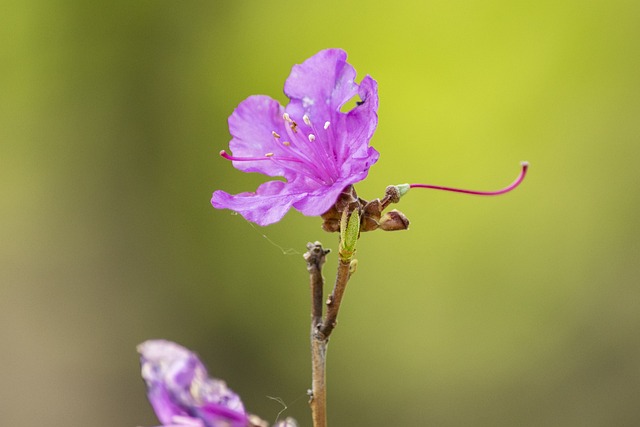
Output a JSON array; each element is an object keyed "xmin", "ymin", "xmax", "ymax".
[
  {"xmin": 303, "ymin": 114, "xmax": 312, "ymax": 126},
  {"xmin": 282, "ymin": 141, "xmax": 290, "ymax": 146},
  {"xmin": 324, "ymin": 121, "xmax": 330, "ymax": 130},
  {"xmin": 220, "ymin": 150, "xmax": 266, "ymax": 162},
  {"xmin": 308, "ymin": 134, "xmax": 316, "ymax": 142},
  {"xmin": 282, "ymin": 112, "xmax": 298, "ymax": 132},
  {"xmin": 282, "ymin": 116, "xmax": 337, "ymax": 181},
  {"xmin": 272, "ymin": 131, "xmax": 280, "ymax": 138},
  {"xmin": 409, "ymin": 162, "xmax": 529, "ymax": 196},
  {"xmin": 219, "ymin": 149, "xmax": 304, "ymax": 164}
]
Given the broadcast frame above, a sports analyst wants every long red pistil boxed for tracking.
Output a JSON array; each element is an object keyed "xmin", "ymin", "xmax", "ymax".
[{"xmin": 410, "ymin": 162, "xmax": 528, "ymax": 196}]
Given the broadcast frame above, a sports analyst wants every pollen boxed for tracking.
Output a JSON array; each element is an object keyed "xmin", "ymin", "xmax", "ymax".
[
  {"xmin": 265, "ymin": 152, "xmax": 274, "ymax": 157},
  {"xmin": 308, "ymin": 134, "xmax": 316, "ymax": 142},
  {"xmin": 324, "ymin": 121, "xmax": 330, "ymax": 130}
]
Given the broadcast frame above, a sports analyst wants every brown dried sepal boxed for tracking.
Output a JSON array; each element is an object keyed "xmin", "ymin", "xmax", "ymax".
[
  {"xmin": 321, "ymin": 186, "xmax": 361, "ymax": 233},
  {"xmin": 360, "ymin": 198, "xmax": 382, "ymax": 232},
  {"xmin": 379, "ymin": 209, "xmax": 410, "ymax": 231}
]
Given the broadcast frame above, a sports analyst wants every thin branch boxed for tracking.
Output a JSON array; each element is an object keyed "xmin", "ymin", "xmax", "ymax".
[
  {"xmin": 318, "ymin": 259, "xmax": 351, "ymax": 339},
  {"xmin": 305, "ymin": 241, "xmax": 329, "ymax": 329}
]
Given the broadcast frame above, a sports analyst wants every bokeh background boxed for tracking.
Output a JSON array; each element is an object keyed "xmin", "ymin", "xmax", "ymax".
[{"xmin": 2, "ymin": 1, "xmax": 639, "ymax": 426}]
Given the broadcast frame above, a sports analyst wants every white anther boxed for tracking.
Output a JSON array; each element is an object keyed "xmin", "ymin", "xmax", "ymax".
[
  {"xmin": 265, "ymin": 152, "xmax": 274, "ymax": 157},
  {"xmin": 283, "ymin": 113, "xmax": 292, "ymax": 122},
  {"xmin": 324, "ymin": 121, "xmax": 330, "ymax": 130},
  {"xmin": 308, "ymin": 134, "xmax": 315, "ymax": 142},
  {"xmin": 303, "ymin": 114, "xmax": 312, "ymax": 126}
]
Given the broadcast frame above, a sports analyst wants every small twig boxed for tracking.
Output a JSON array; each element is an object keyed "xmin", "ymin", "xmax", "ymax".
[
  {"xmin": 318, "ymin": 259, "xmax": 351, "ymax": 339},
  {"xmin": 305, "ymin": 242, "xmax": 329, "ymax": 329}
]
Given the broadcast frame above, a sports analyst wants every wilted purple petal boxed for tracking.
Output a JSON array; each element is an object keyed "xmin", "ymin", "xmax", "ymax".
[
  {"xmin": 212, "ymin": 49, "xmax": 379, "ymax": 225},
  {"xmin": 138, "ymin": 340, "xmax": 247, "ymax": 427},
  {"xmin": 273, "ymin": 418, "xmax": 299, "ymax": 427}
]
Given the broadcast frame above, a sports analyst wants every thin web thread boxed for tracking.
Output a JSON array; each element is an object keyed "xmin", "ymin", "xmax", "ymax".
[
  {"xmin": 231, "ymin": 212, "xmax": 300, "ymax": 255},
  {"xmin": 266, "ymin": 395, "xmax": 288, "ymax": 424},
  {"xmin": 266, "ymin": 392, "xmax": 307, "ymax": 424}
]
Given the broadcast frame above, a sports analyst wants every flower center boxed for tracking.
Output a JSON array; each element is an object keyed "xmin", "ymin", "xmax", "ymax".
[{"xmin": 221, "ymin": 113, "xmax": 340, "ymax": 186}]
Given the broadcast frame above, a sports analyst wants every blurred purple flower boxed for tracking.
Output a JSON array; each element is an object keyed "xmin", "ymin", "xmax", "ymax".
[
  {"xmin": 211, "ymin": 48, "xmax": 379, "ymax": 226},
  {"xmin": 272, "ymin": 419, "xmax": 298, "ymax": 427},
  {"xmin": 138, "ymin": 340, "xmax": 247, "ymax": 427}
]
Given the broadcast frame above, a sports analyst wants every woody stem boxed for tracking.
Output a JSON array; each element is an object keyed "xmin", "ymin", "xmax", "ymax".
[
  {"xmin": 305, "ymin": 239, "xmax": 355, "ymax": 427},
  {"xmin": 305, "ymin": 242, "xmax": 330, "ymax": 427}
]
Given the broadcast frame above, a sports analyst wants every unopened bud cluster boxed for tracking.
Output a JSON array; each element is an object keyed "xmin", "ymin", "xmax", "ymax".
[{"xmin": 320, "ymin": 184, "xmax": 410, "ymax": 235}]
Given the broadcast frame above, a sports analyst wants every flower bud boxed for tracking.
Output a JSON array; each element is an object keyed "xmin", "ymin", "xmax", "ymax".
[
  {"xmin": 339, "ymin": 209, "xmax": 360, "ymax": 261},
  {"xmin": 384, "ymin": 184, "xmax": 410, "ymax": 204}
]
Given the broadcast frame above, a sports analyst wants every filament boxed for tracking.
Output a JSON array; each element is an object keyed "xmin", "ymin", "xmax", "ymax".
[{"xmin": 220, "ymin": 150, "xmax": 304, "ymax": 164}]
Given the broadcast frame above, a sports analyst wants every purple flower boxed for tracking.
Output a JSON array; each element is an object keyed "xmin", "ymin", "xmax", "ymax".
[
  {"xmin": 211, "ymin": 49, "xmax": 379, "ymax": 226},
  {"xmin": 138, "ymin": 340, "xmax": 247, "ymax": 427}
]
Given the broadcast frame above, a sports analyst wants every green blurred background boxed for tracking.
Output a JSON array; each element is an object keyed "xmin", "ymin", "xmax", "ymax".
[{"xmin": 2, "ymin": 1, "xmax": 639, "ymax": 426}]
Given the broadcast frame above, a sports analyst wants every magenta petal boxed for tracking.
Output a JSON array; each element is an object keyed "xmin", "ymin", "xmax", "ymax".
[
  {"xmin": 333, "ymin": 75, "xmax": 379, "ymax": 165},
  {"xmin": 292, "ymin": 180, "xmax": 352, "ymax": 217},
  {"xmin": 284, "ymin": 48, "xmax": 358, "ymax": 122},
  {"xmin": 212, "ymin": 180, "xmax": 307, "ymax": 226},
  {"xmin": 228, "ymin": 95, "xmax": 290, "ymax": 178},
  {"xmin": 347, "ymin": 76, "xmax": 379, "ymax": 152},
  {"xmin": 344, "ymin": 146, "xmax": 379, "ymax": 178}
]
